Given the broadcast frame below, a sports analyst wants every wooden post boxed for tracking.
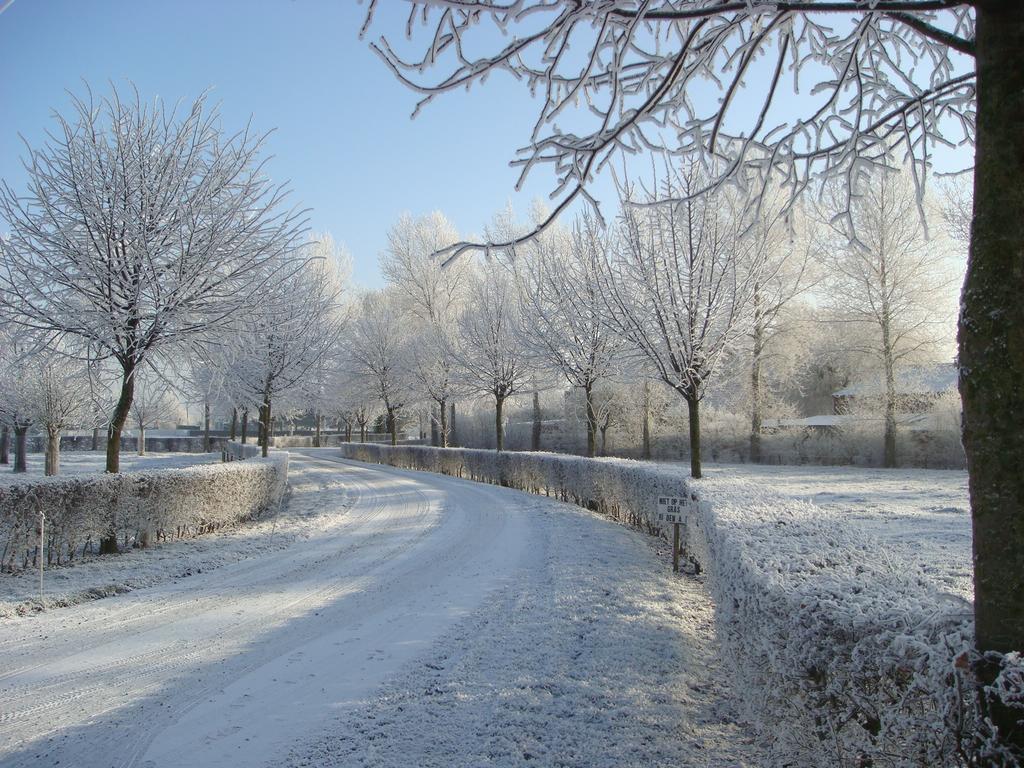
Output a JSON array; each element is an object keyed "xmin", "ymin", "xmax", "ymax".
[
  {"xmin": 672, "ymin": 522, "xmax": 680, "ymax": 574},
  {"xmin": 38, "ymin": 512, "xmax": 45, "ymax": 609}
]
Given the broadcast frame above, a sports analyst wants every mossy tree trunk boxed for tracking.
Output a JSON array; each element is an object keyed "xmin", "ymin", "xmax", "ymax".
[{"xmin": 963, "ymin": 3, "xmax": 1024, "ymax": 749}]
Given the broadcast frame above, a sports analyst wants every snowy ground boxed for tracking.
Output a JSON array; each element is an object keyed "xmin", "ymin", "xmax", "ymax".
[
  {"xmin": 690, "ymin": 462, "xmax": 972, "ymax": 601},
  {"xmin": 0, "ymin": 451, "xmax": 220, "ymax": 484},
  {"xmin": 0, "ymin": 449, "xmax": 761, "ymax": 767}
]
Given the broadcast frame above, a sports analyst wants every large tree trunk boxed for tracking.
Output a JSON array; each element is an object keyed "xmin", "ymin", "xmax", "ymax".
[
  {"xmin": 430, "ymin": 407, "xmax": 439, "ymax": 446},
  {"xmin": 360, "ymin": 422, "xmax": 367, "ymax": 443},
  {"xmin": 642, "ymin": 382, "xmax": 652, "ymax": 460},
  {"xmin": 260, "ymin": 398, "xmax": 272, "ymax": 458},
  {"xmin": 879, "ymin": 256, "xmax": 898, "ymax": 469},
  {"xmin": 584, "ymin": 382, "xmax": 596, "ymax": 458},
  {"xmin": 92, "ymin": 426, "xmax": 100, "ymax": 452},
  {"xmin": 203, "ymin": 401, "xmax": 211, "ymax": 453},
  {"xmin": 100, "ymin": 363, "xmax": 135, "ymax": 554},
  {"xmin": 105, "ymin": 361, "xmax": 136, "ymax": 474},
  {"xmin": 440, "ymin": 398, "xmax": 448, "ymax": 448},
  {"xmin": 750, "ymin": 296, "xmax": 764, "ymax": 464},
  {"xmin": 685, "ymin": 395, "xmax": 702, "ymax": 479},
  {"xmin": 240, "ymin": 408, "xmax": 248, "ymax": 444},
  {"xmin": 963, "ymin": 4, "xmax": 1024, "ymax": 745},
  {"xmin": 13, "ymin": 425, "xmax": 28, "ymax": 473},
  {"xmin": 882, "ymin": 345, "xmax": 898, "ymax": 469},
  {"xmin": 44, "ymin": 427, "xmax": 60, "ymax": 476},
  {"xmin": 138, "ymin": 424, "xmax": 146, "ymax": 456},
  {"xmin": 0, "ymin": 425, "xmax": 8, "ymax": 465},
  {"xmin": 314, "ymin": 410, "xmax": 322, "ymax": 447},
  {"xmin": 388, "ymin": 407, "xmax": 397, "ymax": 446},
  {"xmin": 532, "ymin": 390, "xmax": 542, "ymax": 451},
  {"xmin": 494, "ymin": 394, "xmax": 505, "ymax": 452},
  {"xmin": 230, "ymin": 407, "xmax": 238, "ymax": 441},
  {"xmin": 449, "ymin": 402, "xmax": 457, "ymax": 447}
]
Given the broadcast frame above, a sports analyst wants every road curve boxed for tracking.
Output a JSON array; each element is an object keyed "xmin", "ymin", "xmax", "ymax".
[{"xmin": 0, "ymin": 450, "xmax": 761, "ymax": 767}]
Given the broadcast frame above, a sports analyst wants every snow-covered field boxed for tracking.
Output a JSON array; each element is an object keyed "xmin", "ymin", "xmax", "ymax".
[
  {"xmin": 0, "ymin": 449, "xmax": 762, "ymax": 767},
  {"xmin": 692, "ymin": 461, "xmax": 972, "ymax": 601},
  {"xmin": 0, "ymin": 451, "xmax": 220, "ymax": 484}
]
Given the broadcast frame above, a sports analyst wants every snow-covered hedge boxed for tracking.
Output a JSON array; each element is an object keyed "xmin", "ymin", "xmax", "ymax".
[
  {"xmin": 1, "ymin": 453, "xmax": 288, "ymax": 570},
  {"xmin": 339, "ymin": 443, "xmax": 1018, "ymax": 766}
]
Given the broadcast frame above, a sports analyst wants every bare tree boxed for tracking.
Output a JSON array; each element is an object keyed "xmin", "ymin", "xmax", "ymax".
[
  {"xmin": 231, "ymin": 244, "xmax": 346, "ymax": 457},
  {"xmin": 456, "ymin": 264, "xmax": 530, "ymax": 452},
  {"xmin": 819, "ymin": 168, "xmax": 955, "ymax": 467},
  {"xmin": 346, "ymin": 290, "xmax": 415, "ymax": 446},
  {"xmin": 514, "ymin": 213, "xmax": 623, "ymax": 457},
  {"xmin": 0, "ymin": 83, "xmax": 306, "ymax": 488},
  {"xmin": 130, "ymin": 371, "xmax": 179, "ymax": 457},
  {"xmin": 599, "ymin": 169, "xmax": 757, "ymax": 477},
  {"xmin": 362, "ymin": 5, "xmax": 1024, "ymax": 699},
  {"xmin": 381, "ymin": 213, "xmax": 467, "ymax": 446},
  {"xmin": 0, "ymin": 337, "xmax": 34, "ymax": 473},
  {"xmin": 743, "ymin": 195, "xmax": 817, "ymax": 463},
  {"xmin": 26, "ymin": 355, "xmax": 91, "ymax": 475}
]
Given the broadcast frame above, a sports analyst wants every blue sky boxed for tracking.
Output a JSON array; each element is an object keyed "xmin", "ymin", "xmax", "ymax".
[
  {"xmin": 0, "ymin": 0, "xmax": 566, "ymax": 287},
  {"xmin": 1, "ymin": 2, "xmax": 974, "ymax": 287}
]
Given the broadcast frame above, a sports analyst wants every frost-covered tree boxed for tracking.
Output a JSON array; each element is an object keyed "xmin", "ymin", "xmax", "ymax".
[
  {"xmin": 599, "ymin": 170, "xmax": 757, "ymax": 477},
  {"xmin": 232, "ymin": 243, "xmax": 346, "ymax": 457},
  {"xmin": 0, "ymin": 83, "xmax": 306, "ymax": 479},
  {"xmin": 26, "ymin": 355, "xmax": 91, "ymax": 475},
  {"xmin": 742, "ymin": 195, "xmax": 817, "ymax": 464},
  {"xmin": 362, "ymin": 3, "xmax": 1024, "ymax": 706},
  {"xmin": 455, "ymin": 264, "xmax": 530, "ymax": 452},
  {"xmin": 346, "ymin": 290, "xmax": 415, "ymax": 446},
  {"xmin": 514, "ymin": 213, "xmax": 623, "ymax": 457},
  {"xmin": 180, "ymin": 361, "xmax": 225, "ymax": 454},
  {"xmin": 380, "ymin": 213, "xmax": 467, "ymax": 446},
  {"xmin": 0, "ymin": 339, "xmax": 34, "ymax": 473},
  {"xmin": 130, "ymin": 372, "xmax": 179, "ymax": 456},
  {"xmin": 819, "ymin": 169, "xmax": 955, "ymax": 468}
]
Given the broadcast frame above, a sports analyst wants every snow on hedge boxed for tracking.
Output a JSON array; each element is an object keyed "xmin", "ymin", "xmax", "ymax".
[
  {"xmin": 338, "ymin": 443, "xmax": 1020, "ymax": 766},
  {"xmin": 1, "ymin": 451, "xmax": 288, "ymax": 571},
  {"xmin": 224, "ymin": 440, "xmax": 262, "ymax": 461}
]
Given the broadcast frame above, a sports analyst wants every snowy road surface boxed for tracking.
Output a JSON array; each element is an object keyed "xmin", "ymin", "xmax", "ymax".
[{"xmin": 0, "ymin": 450, "xmax": 760, "ymax": 767}]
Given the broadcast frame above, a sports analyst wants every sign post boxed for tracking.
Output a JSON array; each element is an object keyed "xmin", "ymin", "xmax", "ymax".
[
  {"xmin": 38, "ymin": 511, "xmax": 45, "ymax": 610},
  {"xmin": 656, "ymin": 496, "xmax": 684, "ymax": 573}
]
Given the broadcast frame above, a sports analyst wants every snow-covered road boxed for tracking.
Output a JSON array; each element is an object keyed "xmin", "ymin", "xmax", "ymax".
[{"xmin": 0, "ymin": 451, "xmax": 759, "ymax": 767}]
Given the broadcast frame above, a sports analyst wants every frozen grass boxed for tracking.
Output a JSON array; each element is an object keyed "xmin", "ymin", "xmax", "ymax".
[{"xmin": 690, "ymin": 461, "xmax": 972, "ymax": 601}]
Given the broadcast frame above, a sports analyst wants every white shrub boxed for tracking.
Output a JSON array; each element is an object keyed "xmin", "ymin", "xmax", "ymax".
[{"xmin": 1, "ymin": 452, "xmax": 288, "ymax": 569}]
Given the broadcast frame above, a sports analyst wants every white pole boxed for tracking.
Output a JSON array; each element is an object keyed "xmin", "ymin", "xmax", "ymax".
[{"xmin": 38, "ymin": 511, "xmax": 45, "ymax": 611}]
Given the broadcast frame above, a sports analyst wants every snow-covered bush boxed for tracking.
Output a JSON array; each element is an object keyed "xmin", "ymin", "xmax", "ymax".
[
  {"xmin": 339, "ymin": 443, "xmax": 1015, "ymax": 766},
  {"xmin": 1, "ymin": 453, "xmax": 288, "ymax": 569}
]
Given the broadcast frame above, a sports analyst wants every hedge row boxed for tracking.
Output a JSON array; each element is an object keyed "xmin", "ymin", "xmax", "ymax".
[
  {"xmin": 1, "ymin": 452, "xmax": 288, "ymax": 571},
  {"xmin": 337, "ymin": 443, "xmax": 1020, "ymax": 767}
]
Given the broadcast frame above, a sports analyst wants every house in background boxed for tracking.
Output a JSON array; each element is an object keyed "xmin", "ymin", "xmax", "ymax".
[
  {"xmin": 831, "ymin": 362, "xmax": 958, "ymax": 416},
  {"xmin": 762, "ymin": 362, "xmax": 959, "ymax": 435}
]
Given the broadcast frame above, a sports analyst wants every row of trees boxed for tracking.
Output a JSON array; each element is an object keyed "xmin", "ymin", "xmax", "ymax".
[{"xmin": 338, "ymin": 164, "xmax": 955, "ymax": 479}]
